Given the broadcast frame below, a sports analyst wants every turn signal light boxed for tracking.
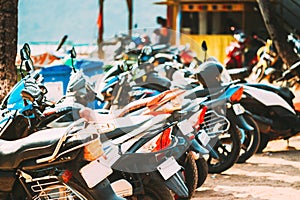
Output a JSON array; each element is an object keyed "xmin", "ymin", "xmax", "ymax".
[
  {"xmin": 230, "ymin": 86, "xmax": 244, "ymax": 102},
  {"xmin": 194, "ymin": 106, "xmax": 207, "ymax": 131},
  {"xmin": 61, "ymin": 170, "xmax": 73, "ymax": 183},
  {"xmin": 83, "ymin": 139, "xmax": 104, "ymax": 161}
]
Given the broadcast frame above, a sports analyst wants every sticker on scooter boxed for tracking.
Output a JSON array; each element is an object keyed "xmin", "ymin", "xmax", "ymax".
[
  {"xmin": 197, "ymin": 130, "xmax": 210, "ymax": 146},
  {"xmin": 232, "ymin": 103, "xmax": 245, "ymax": 115},
  {"xmin": 157, "ymin": 157, "xmax": 181, "ymax": 180}
]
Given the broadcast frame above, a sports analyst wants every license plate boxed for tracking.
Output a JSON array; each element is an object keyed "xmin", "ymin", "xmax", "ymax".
[
  {"xmin": 157, "ymin": 157, "xmax": 181, "ymax": 180},
  {"xmin": 177, "ymin": 119, "xmax": 195, "ymax": 135},
  {"xmin": 197, "ymin": 130, "xmax": 210, "ymax": 146},
  {"xmin": 80, "ymin": 159, "xmax": 113, "ymax": 188},
  {"xmin": 101, "ymin": 141, "xmax": 121, "ymax": 166},
  {"xmin": 232, "ymin": 103, "xmax": 245, "ymax": 115}
]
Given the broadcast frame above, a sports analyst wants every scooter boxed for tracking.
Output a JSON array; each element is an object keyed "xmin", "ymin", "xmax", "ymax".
[
  {"xmin": 0, "ymin": 116, "xmax": 125, "ymax": 200},
  {"xmin": 1, "ymin": 44, "xmax": 192, "ymax": 199},
  {"xmin": 248, "ymin": 38, "xmax": 284, "ymax": 83},
  {"xmin": 240, "ymin": 61, "xmax": 300, "ymax": 152}
]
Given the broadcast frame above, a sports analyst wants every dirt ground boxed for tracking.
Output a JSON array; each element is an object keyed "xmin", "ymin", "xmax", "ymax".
[{"xmin": 192, "ymin": 135, "xmax": 300, "ymax": 200}]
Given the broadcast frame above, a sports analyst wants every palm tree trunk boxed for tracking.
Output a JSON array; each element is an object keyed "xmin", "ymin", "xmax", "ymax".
[{"xmin": 0, "ymin": 0, "xmax": 18, "ymax": 101}]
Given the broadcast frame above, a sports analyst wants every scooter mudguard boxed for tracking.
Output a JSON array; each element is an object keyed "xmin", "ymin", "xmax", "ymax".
[
  {"xmin": 164, "ymin": 171, "xmax": 189, "ymax": 198},
  {"xmin": 235, "ymin": 114, "xmax": 254, "ymax": 131},
  {"xmin": 227, "ymin": 108, "xmax": 253, "ymax": 131},
  {"xmin": 88, "ymin": 178, "xmax": 126, "ymax": 200},
  {"xmin": 191, "ymin": 139, "xmax": 209, "ymax": 154}
]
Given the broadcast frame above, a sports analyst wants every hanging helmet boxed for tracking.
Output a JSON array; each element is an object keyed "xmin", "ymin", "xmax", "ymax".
[
  {"xmin": 195, "ymin": 60, "xmax": 228, "ymax": 88},
  {"xmin": 233, "ymin": 30, "xmax": 246, "ymax": 43}
]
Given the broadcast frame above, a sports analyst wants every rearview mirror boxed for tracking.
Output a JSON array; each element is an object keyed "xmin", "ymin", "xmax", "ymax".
[
  {"xmin": 201, "ymin": 41, "xmax": 207, "ymax": 52},
  {"xmin": 23, "ymin": 43, "xmax": 31, "ymax": 56},
  {"xmin": 20, "ymin": 48, "xmax": 30, "ymax": 61},
  {"xmin": 20, "ymin": 43, "xmax": 31, "ymax": 61},
  {"xmin": 70, "ymin": 47, "xmax": 77, "ymax": 59},
  {"xmin": 56, "ymin": 35, "xmax": 68, "ymax": 51}
]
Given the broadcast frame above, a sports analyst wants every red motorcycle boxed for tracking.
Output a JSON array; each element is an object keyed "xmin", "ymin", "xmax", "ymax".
[
  {"xmin": 224, "ymin": 30, "xmax": 264, "ymax": 81},
  {"xmin": 224, "ymin": 31, "xmax": 247, "ymax": 69}
]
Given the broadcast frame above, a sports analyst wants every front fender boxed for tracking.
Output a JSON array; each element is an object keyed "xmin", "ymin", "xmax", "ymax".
[
  {"xmin": 227, "ymin": 109, "xmax": 253, "ymax": 131},
  {"xmin": 235, "ymin": 114, "xmax": 254, "ymax": 131}
]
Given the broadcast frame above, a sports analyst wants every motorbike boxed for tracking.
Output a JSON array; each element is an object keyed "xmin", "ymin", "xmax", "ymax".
[
  {"xmin": 0, "ymin": 44, "xmax": 192, "ymax": 199},
  {"xmin": 153, "ymin": 41, "xmax": 260, "ymax": 165},
  {"xmin": 0, "ymin": 116, "xmax": 125, "ymax": 199},
  {"xmin": 239, "ymin": 60, "xmax": 300, "ymax": 152},
  {"xmin": 0, "ymin": 43, "xmax": 51, "ymax": 140},
  {"xmin": 248, "ymin": 37, "xmax": 284, "ymax": 83}
]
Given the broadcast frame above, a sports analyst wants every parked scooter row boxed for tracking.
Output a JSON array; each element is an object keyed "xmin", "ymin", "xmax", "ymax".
[
  {"xmin": 3, "ymin": 38, "xmax": 299, "ymax": 199},
  {"xmin": 0, "ymin": 44, "xmax": 193, "ymax": 199},
  {"xmin": 1, "ymin": 41, "xmax": 254, "ymax": 199},
  {"xmin": 101, "ymin": 37, "xmax": 300, "ymax": 174},
  {"xmin": 87, "ymin": 41, "xmax": 265, "ymax": 200}
]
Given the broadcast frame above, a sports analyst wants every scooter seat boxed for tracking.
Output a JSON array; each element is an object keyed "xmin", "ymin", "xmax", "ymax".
[
  {"xmin": 96, "ymin": 115, "xmax": 153, "ymax": 140},
  {"xmin": 185, "ymin": 85, "xmax": 226, "ymax": 99},
  {"xmin": 0, "ymin": 128, "xmax": 67, "ymax": 169},
  {"xmin": 245, "ymin": 83, "xmax": 295, "ymax": 104}
]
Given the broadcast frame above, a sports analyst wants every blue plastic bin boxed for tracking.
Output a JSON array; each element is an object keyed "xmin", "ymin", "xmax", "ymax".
[
  {"xmin": 75, "ymin": 59, "xmax": 104, "ymax": 77},
  {"xmin": 39, "ymin": 59, "xmax": 104, "ymax": 101},
  {"xmin": 40, "ymin": 65, "xmax": 72, "ymax": 95}
]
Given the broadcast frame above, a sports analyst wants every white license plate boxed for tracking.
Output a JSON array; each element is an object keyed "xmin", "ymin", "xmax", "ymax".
[
  {"xmin": 232, "ymin": 103, "xmax": 245, "ymax": 115},
  {"xmin": 197, "ymin": 130, "xmax": 210, "ymax": 146},
  {"xmin": 80, "ymin": 159, "xmax": 113, "ymax": 188},
  {"xmin": 177, "ymin": 119, "xmax": 195, "ymax": 135},
  {"xmin": 157, "ymin": 157, "xmax": 181, "ymax": 180},
  {"xmin": 101, "ymin": 141, "xmax": 121, "ymax": 166}
]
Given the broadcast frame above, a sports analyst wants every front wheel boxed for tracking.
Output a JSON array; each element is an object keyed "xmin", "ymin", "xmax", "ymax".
[
  {"xmin": 127, "ymin": 179, "xmax": 173, "ymax": 200},
  {"xmin": 206, "ymin": 122, "xmax": 241, "ymax": 174},
  {"xmin": 178, "ymin": 152, "xmax": 198, "ymax": 199},
  {"xmin": 196, "ymin": 156, "xmax": 208, "ymax": 188},
  {"xmin": 237, "ymin": 114, "xmax": 261, "ymax": 163}
]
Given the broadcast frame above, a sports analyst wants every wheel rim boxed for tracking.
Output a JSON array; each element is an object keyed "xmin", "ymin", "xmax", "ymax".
[{"xmin": 207, "ymin": 133, "xmax": 234, "ymax": 168}]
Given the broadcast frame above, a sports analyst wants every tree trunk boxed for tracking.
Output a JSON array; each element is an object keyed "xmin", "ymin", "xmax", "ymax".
[
  {"xmin": 0, "ymin": 0, "xmax": 18, "ymax": 101},
  {"xmin": 257, "ymin": 0, "xmax": 299, "ymax": 68}
]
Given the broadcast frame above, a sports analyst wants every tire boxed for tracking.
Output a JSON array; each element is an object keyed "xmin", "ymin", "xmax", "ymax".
[
  {"xmin": 196, "ymin": 156, "xmax": 208, "ymax": 188},
  {"xmin": 206, "ymin": 122, "xmax": 241, "ymax": 174},
  {"xmin": 237, "ymin": 114, "xmax": 261, "ymax": 163},
  {"xmin": 256, "ymin": 133, "xmax": 269, "ymax": 153},
  {"xmin": 179, "ymin": 152, "xmax": 198, "ymax": 199},
  {"xmin": 127, "ymin": 179, "xmax": 173, "ymax": 200}
]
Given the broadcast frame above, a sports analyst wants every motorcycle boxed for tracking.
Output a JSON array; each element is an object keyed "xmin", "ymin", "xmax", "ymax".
[
  {"xmin": 0, "ymin": 44, "xmax": 192, "ymax": 199},
  {"xmin": 153, "ymin": 41, "xmax": 260, "ymax": 165},
  {"xmin": 0, "ymin": 116, "xmax": 125, "ymax": 199},
  {"xmin": 248, "ymin": 37, "xmax": 284, "ymax": 83},
  {"xmin": 240, "ymin": 60, "xmax": 300, "ymax": 152}
]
